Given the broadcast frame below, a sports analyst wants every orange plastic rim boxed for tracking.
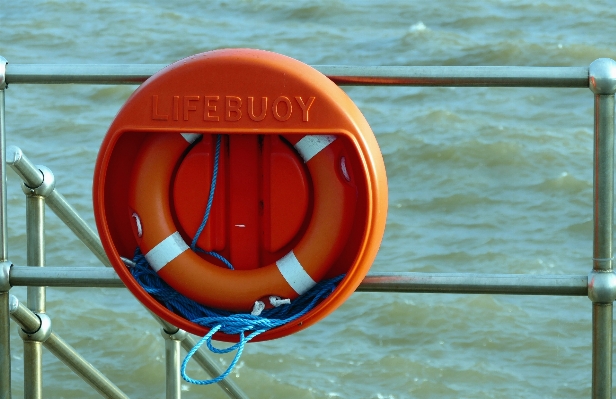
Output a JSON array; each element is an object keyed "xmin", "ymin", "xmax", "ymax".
[{"xmin": 93, "ymin": 49, "xmax": 388, "ymax": 342}]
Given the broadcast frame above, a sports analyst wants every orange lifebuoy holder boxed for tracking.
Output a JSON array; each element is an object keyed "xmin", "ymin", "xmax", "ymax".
[{"xmin": 94, "ymin": 49, "xmax": 388, "ymax": 342}]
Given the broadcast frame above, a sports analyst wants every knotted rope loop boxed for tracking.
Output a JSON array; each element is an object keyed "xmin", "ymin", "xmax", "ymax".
[{"xmin": 131, "ymin": 134, "xmax": 343, "ymax": 384}]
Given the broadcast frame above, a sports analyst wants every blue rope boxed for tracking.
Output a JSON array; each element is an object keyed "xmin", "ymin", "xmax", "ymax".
[
  {"xmin": 131, "ymin": 250, "xmax": 343, "ymax": 385},
  {"xmin": 189, "ymin": 134, "xmax": 234, "ymax": 270},
  {"xmin": 131, "ymin": 134, "xmax": 344, "ymax": 385}
]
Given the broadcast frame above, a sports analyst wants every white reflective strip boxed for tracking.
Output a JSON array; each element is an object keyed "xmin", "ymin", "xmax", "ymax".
[
  {"xmin": 276, "ymin": 250, "xmax": 316, "ymax": 295},
  {"xmin": 294, "ymin": 135, "xmax": 336, "ymax": 162},
  {"xmin": 144, "ymin": 231, "xmax": 189, "ymax": 272},
  {"xmin": 181, "ymin": 133, "xmax": 201, "ymax": 143}
]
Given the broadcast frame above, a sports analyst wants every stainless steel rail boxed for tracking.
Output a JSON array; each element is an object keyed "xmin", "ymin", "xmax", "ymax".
[
  {"xmin": 10, "ymin": 266, "xmax": 123, "ymax": 287},
  {"xmin": 358, "ymin": 272, "xmax": 589, "ymax": 296},
  {"xmin": 5, "ymin": 64, "xmax": 589, "ymax": 88},
  {"xmin": 8, "ymin": 266, "xmax": 591, "ymax": 296},
  {"xmin": 0, "ymin": 59, "xmax": 613, "ymax": 399},
  {"xmin": 6, "ymin": 145, "xmax": 249, "ymax": 399},
  {"xmin": 23, "ymin": 162, "xmax": 46, "ymax": 399},
  {"xmin": 9, "ymin": 296, "xmax": 130, "ymax": 399},
  {"xmin": 0, "ymin": 55, "xmax": 11, "ymax": 399},
  {"xmin": 8, "ymin": 146, "xmax": 111, "ymax": 267},
  {"xmin": 588, "ymin": 59, "xmax": 616, "ymax": 399}
]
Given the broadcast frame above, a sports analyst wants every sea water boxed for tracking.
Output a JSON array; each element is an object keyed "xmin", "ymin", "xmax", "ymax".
[{"xmin": 2, "ymin": 0, "xmax": 616, "ymax": 397}]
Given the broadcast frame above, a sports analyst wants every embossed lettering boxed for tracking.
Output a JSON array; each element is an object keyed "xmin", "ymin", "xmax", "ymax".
[
  {"xmin": 173, "ymin": 96, "xmax": 180, "ymax": 121},
  {"xmin": 151, "ymin": 95, "xmax": 169, "ymax": 120},
  {"xmin": 248, "ymin": 97, "xmax": 267, "ymax": 121},
  {"xmin": 204, "ymin": 96, "xmax": 219, "ymax": 121},
  {"xmin": 226, "ymin": 96, "xmax": 242, "ymax": 121},
  {"xmin": 272, "ymin": 96, "xmax": 292, "ymax": 121},
  {"xmin": 183, "ymin": 96, "xmax": 200, "ymax": 121},
  {"xmin": 152, "ymin": 94, "xmax": 314, "ymax": 123},
  {"xmin": 295, "ymin": 96, "xmax": 315, "ymax": 122}
]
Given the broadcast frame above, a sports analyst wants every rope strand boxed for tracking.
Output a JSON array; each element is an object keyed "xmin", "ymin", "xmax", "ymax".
[
  {"xmin": 131, "ymin": 133, "xmax": 343, "ymax": 385},
  {"xmin": 131, "ymin": 248, "xmax": 343, "ymax": 384}
]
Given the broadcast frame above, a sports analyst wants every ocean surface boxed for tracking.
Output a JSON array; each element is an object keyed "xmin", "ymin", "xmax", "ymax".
[{"xmin": 2, "ymin": 0, "xmax": 616, "ymax": 398}]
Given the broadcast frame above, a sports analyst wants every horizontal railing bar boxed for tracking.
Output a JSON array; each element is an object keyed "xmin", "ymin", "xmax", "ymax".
[
  {"xmin": 357, "ymin": 272, "xmax": 589, "ymax": 296},
  {"xmin": 6, "ymin": 64, "xmax": 166, "ymax": 85},
  {"xmin": 10, "ymin": 266, "xmax": 122, "ymax": 287},
  {"xmin": 9, "ymin": 266, "xmax": 590, "ymax": 296},
  {"xmin": 5, "ymin": 64, "xmax": 589, "ymax": 88},
  {"xmin": 320, "ymin": 66, "xmax": 589, "ymax": 87}
]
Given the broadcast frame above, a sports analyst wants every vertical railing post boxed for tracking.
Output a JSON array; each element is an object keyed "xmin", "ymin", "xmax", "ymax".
[
  {"xmin": 23, "ymin": 200, "xmax": 44, "ymax": 398},
  {"xmin": 0, "ymin": 55, "xmax": 12, "ymax": 399},
  {"xmin": 588, "ymin": 58, "xmax": 616, "ymax": 399},
  {"xmin": 25, "ymin": 172, "xmax": 47, "ymax": 312},
  {"xmin": 0, "ymin": 58, "xmax": 8, "ymax": 263},
  {"xmin": 162, "ymin": 328, "xmax": 186, "ymax": 399},
  {"xmin": 21, "ymin": 165, "xmax": 51, "ymax": 399}
]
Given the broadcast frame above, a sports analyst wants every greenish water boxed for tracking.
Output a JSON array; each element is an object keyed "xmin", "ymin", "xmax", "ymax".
[{"xmin": 2, "ymin": 0, "xmax": 616, "ymax": 397}]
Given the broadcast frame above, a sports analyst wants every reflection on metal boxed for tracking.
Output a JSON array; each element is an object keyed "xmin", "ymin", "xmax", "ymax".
[{"xmin": 0, "ymin": 57, "xmax": 614, "ymax": 399}]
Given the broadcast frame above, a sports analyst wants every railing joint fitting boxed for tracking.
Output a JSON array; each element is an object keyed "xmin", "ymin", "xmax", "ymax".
[
  {"xmin": 588, "ymin": 270, "xmax": 616, "ymax": 303},
  {"xmin": 21, "ymin": 165, "xmax": 55, "ymax": 198},
  {"xmin": 0, "ymin": 261, "xmax": 12, "ymax": 292},
  {"xmin": 589, "ymin": 58, "xmax": 616, "ymax": 94},
  {"xmin": 18, "ymin": 312, "xmax": 52, "ymax": 343},
  {"xmin": 161, "ymin": 326, "xmax": 187, "ymax": 341}
]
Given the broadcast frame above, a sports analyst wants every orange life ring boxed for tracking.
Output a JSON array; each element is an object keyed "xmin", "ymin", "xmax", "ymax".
[{"xmin": 128, "ymin": 132, "xmax": 356, "ymax": 311}]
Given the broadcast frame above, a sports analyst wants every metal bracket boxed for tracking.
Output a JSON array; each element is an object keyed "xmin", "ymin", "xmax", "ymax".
[
  {"xmin": 588, "ymin": 270, "xmax": 616, "ymax": 303},
  {"xmin": 18, "ymin": 313, "xmax": 52, "ymax": 343},
  {"xmin": 589, "ymin": 58, "xmax": 616, "ymax": 95},
  {"xmin": 0, "ymin": 261, "xmax": 11, "ymax": 292},
  {"xmin": 0, "ymin": 56, "xmax": 6, "ymax": 90},
  {"xmin": 160, "ymin": 327, "xmax": 187, "ymax": 342},
  {"xmin": 21, "ymin": 165, "xmax": 55, "ymax": 198}
]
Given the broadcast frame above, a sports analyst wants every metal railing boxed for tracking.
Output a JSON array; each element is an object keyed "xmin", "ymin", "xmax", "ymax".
[{"xmin": 0, "ymin": 57, "xmax": 614, "ymax": 399}]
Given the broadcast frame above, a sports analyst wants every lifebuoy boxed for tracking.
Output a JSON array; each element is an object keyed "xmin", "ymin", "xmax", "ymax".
[
  {"xmin": 95, "ymin": 48, "xmax": 388, "ymax": 340},
  {"xmin": 128, "ymin": 132, "xmax": 356, "ymax": 311}
]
